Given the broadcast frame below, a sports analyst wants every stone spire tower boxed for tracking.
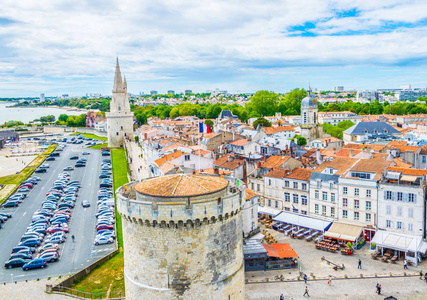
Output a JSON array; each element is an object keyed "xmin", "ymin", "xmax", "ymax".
[{"xmin": 106, "ymin": 58, "xmax": 134, "ymax": 147}]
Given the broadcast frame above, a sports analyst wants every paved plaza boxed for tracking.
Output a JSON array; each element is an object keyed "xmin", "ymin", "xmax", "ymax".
[{"xmin": 0, "ymin": 142, "xmax": 39, "ymax": 177}]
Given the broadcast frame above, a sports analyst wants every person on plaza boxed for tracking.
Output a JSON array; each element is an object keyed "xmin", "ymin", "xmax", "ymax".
[
  {"xmin": 327, "ymin": 275, "xmax": 332, "ymax": 285},
  {"xmin": 71, "ymin": 235, "xmax": 75, "ymax": 242},
  {"xmin": 376, "ymin": 283, "xmax": 379, "ymax": 294},
  {"xmin": 280, "ymin": 294, "xmax": 284, "ymax": 300},
  {"xmin": 420, "ymin": 270, "xmax": 423, "ymax": 279},
  {"xmin": 303, "ymin": 286, "xmax": 309, "ymax": 297},
  {"xmin": 403, "ymin": 259, "xmax": 408, "ymax": 269},
  {"xmin": 358, "ymin": 259, "xmax": 362, "ymax": 269},
  {"xmin": 424, "ymin": 272, "xmax": 427, "ymax": 283},
  {"xmin": 303, "ymin": 273, "xmax": 308, "ymax": 284},
  {"xmin": 378, "ymin": 283, "xmax": 382, "ymax": 295}
]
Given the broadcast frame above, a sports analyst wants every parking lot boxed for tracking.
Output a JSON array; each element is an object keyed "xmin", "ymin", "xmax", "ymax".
[{"xmin": 0, "ymin": 141, "xmax": 116, "ymax": 283}]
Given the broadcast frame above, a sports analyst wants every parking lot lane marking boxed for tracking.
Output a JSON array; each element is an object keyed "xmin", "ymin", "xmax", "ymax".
[
  {"xmin": 22, "ymin": 212, "xmax": 26, "ymax": 216},
  {"xmin": 14, "ymin": 275, "xmax": 25, "ymax": 278}
]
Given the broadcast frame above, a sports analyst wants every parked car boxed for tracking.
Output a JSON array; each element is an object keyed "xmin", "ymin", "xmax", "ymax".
[
  {"xmin": 3, "ymin": 200, "xmax": 19, "ymax": 208},
  {"xmin": 11, "ymin": 246, "xmax": 35, "ymax": 254},
  {"xmin": 82, "ymin": 200, "xmax": 90, "ymax": 207},
  {"xmin": 48, "ymin": 227, "xmax": 69, "ymax": 234},
  {"xmin": 96, "ymin": 224, "xmax": 114, "ymax": 231},
  {"xmin": 18, "ymin": 239, "xmax": 41, "ymax": 247},
  {"xmin": 70, "ymin": 156, "xmax": 79, "ymax": 160},
  {"xmin": 4, "ymin": 258, "xmax": 31, "ymax": 269},
  {"xmin": 35, "ymin": 168, "xmax": 47, "ymax": 173},
  {"xmin": 38, "ymin": 252, "xmax": 59, "ymax": 263},
  {"xmin": 45, "ymin": 157, "xmax": 55, "ymax": 161},
  {"xmin": 94, "ymin": 235, "xmax": 114, "ymax": 245},
  {"xmin": 22, "ymin": 258, "xmax": 47, "ymax": 271},
  {"xmin": 10, "ymin": 252, "xmax": 32, "ymax": 260},
  {"xmin": 17, "ymin": 187, "xmax": 30, "ymax": 193},
  {"xmin": 82, "ymin": 151, "xmax": 90, "ymax": 155},
  {"xmin": 75, "ymin": 163, "xmax": 86, "ymax": 168}
]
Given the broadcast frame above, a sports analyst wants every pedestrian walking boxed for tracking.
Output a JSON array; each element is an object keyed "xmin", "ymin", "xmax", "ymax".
[
  {"xmin": 280, "ymin": 294, "xmax": 284, "ymax": 300},
  {"xmin": 303, "ymin": 286, "xmax": 309, "ymax": 297},
  {"xmin": 404, "ymin": 259, "xmax": 408, "ymax": 269},
  {"xmin": 303, "ymin": 274, "xmax": 307, "ymax": 284},
  {"xmin": 424, "ymin": 272, "xmax": 427, "ymax": 283},
  {"xmin": 358, "ymin": 259, "xmax": 362, "ymax": 269},
  {"xmin": 376, "ymin": 283, "xmax": 379, "ymax": 294},
  {"xmin": 378, "ymin": 284, "xmax": 382, "ymax": 295},
  {"xmin": 71, "ymin": 235, "xmax": 75, "ymax": 242},
  {"xmin": 327, "ymin": 275, "xmax": 332, "ymax": 285}
]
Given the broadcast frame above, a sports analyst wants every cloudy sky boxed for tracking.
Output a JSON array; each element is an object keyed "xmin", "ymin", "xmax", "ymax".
[{"xmin": 1, "ymin": 0, "xmax": 427, "ymax": 97}]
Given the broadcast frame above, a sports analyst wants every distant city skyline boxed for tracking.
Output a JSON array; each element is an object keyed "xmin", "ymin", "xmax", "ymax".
[{"xmin": 1, "ymin": 1, "xmax": 427, "ymax": 97}]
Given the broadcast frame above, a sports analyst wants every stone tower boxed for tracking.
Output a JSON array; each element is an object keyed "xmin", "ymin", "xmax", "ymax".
[
  {"xmin": 106, "ymin": 58, "xmax": 134, "ymax": 147},
  {"xmin": 300, "ymin": 87, "xmax": 322, "ymax": 141},
  {"xmin": 116, "ymin": 174, "xmax": 245, "ymax": 300}
]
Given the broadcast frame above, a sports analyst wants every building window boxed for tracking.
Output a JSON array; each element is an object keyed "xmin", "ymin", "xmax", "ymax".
[
  {"xmin": 385, "ymin": 191, "xmax": 392, "ymax": 200},
  {"xmin": 301, "ymin": 210, "xmax": 307, "ymax": 215},
  {"xmin": 285, "ymin": 207, "xmax": 290, "ymax": 211},
  {"xmin": 343, "ymin": 198, "xmax": 348, "ymax": 207},
  {"xmin": 275, "ymin": 190, "xmax": 279, "ymax": 197},
  {"xmin": 386, "ymin": 205, "xmax": 391, "ymax": 215},
  {"xmin": 366, "ymin": 190, "xmax": 371, "ymax": 198},
  {"xmin": 315, "ymin": 204, "xmax": 319, "ymax": 214},
  {"xmin": 330, "ymin": 182, "xmax": 334, "ymax": 189},
  {"xmin": 343, "ymin": 210, "xmax": 348, "ymax": 218},
  {"xmin": 285, "ymin": 181, "xmax": 289, "ymax": 188},
  {"xmin": 251, "ymin": 183, "xmax": 254, "ymax": 190},
  {"xmin": 366, "ymin": 201, "xmax": 371, "ymax": 211},
  {"xmin": 268, "ymin": 179, "xmax": 272, "ymax": 186},
  {"xmin": 293, "ymin": 194, "xmax": 298, "ymax": 204},
  {"xmin": 423, "ymin": 156, "xmax": 426, "ymax": 163},
  {"xmin": 343, "ymin": 187, "xmax": 347, "ymax": 195},
  {"xmin": 351, "ymin": 212, "xmax": 358, "ymax": 220},
  {"xmin": 408, "ymin": 193, "xmax": 416, "ymax": 203},
  {"xmin": 386, "ymin": 220, "xmax": 391, "ymax": 228},
  {"xmin": 185, "ymin": 154, "xmax": 190, "ymax": 161},
  {"xmin": 397, "ymin": 206, "xmax": 402, "ymax": 217},
  {"xmin": 301, "ymin": 196, "xmax": 307, "ymax": 205},
  {"xmin": 275, "ymin": 201, "xmax": 278, "ymax": 209},
  {"xmin": 322, "ymin": 192, "xmax": 327, "ymax": 201},
  {"xmin": 302, "ymin": 183, "xmax": 307, "ymax": 190},
  {"xmin": 408, "ymin": 208, "xmax": 414, "ymax": 218},
  {"xmin": 315, "ymin": 191, "xmax": 319, "ymax": 199},
  {"xmin": 354, "ymin": 200, "xmax": 359, "ymax": 209},
  {"xmin": 366, "ymin": 213, "xmax": 371, "ymax": 222},
  {"xmin": 397, "ymin": 222, "xmax": 403, "ymax": 229},
  {"xmin": 267, "ymin": 189, "xmax": 271, "ymax": 196},
  {"xmin": 408, "ymin": 223, "xmax": 413, "ymax": 231},
  {"xmin": 251, "ymin": 209, "xmax": 254, "ymax": 217},
  {"xmin": 331, "ymin": 207, "xmax": 335, "ymax": 218},
  {"xmin": 275, "ymin": 180, "xmax": 279, "ymax": 187},
  {"xmin": 285, "ymin": 193, "xmax": 290, "ymax": 202},
  {"xmin": 322, "ymin": 206, "xmax": 326, "ymax": 216},
  {"xmin": 331, "ymin": 193, "xmax": 336, "ymax": 203},
  {"xmin": 354, "ymin": 188, "xmax": 359, "ymax": 196},
  {"xmin": 116, "ymin": 132, "xmax": 119, "ymax": 136},
  {"xmin": 397, "ymin": 192, "xmax": 403, "ymax": 201},
  {"xmin": 268, "ymin": 199, "xmax": 271, "ymax": 206},
  {"xmin": 293, "ymin": 182, "xmax": 298, "ymax": 189},
  {"xmin": 317, "ymin": 181, "xmax": 321, "ymax": 188},
  {"xmin": 257, "ymin": 184, "xmax": 260, "ymax": 192}
]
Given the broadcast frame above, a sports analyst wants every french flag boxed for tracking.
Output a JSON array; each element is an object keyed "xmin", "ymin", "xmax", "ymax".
[{"xmin": 199, "ymin": 122, "xmax": 211, "ymax": 133}]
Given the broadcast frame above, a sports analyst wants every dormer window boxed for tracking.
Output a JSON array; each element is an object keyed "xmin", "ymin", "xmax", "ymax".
[
  {"xmin": 383, "ymin": 128, "xmax": 388, "ymax": 133},
  {"xmin": 364, "ymin": 129, "xmax": 368, "ymax": 134},
  {"xmin": 373, "ymin": 129, "xmax": 378, "ymax": 134}
]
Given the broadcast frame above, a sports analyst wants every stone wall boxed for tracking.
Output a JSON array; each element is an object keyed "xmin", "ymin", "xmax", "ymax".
[
  {"xmin": 121, "ymin": 210, "xmax": 244, "ymax": 300},
  {"xmin": 106, "ymin": 112, "xmax": 133, "ymax": 148}
]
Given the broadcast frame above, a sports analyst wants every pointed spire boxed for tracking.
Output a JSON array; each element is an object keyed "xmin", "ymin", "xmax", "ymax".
[
  {"xmin": 123, "ymin": 75, "xmax": 127, "ymax": 90},
  {"xmin": 113, "ymin": 57, "xmax": 123, "ymax": 91}
]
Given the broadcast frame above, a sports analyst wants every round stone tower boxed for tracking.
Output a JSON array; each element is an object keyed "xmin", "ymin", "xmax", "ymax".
[{"xmin": 116, "ymin": 174, "xmax": 245, "ymax": 300}]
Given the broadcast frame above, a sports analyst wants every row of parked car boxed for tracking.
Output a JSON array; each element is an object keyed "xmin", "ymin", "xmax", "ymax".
[
  {"xmin": 94, "ymin": 158, "xmax": 116, "ymax": 246},
  {"xmin": 3, "ymin": 172, "xmax": 81, "ymax": 271}
]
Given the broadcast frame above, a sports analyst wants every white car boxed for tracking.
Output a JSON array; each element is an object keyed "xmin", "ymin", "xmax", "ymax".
[{"xmin": 94, "ymin": 236, "xmax": 114, "ymax": 246}]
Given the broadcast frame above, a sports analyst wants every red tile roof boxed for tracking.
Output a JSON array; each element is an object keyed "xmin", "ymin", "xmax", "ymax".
[
  {"xmin": 263, "ymin": 243, "xmax": 298, "ymax": 258},
  {"xmin": 282, "ymin": 168, "xmax": 313, "ymax": 181},
  {"xmin": 154, "ymin": 151, "xmax": 182, "ymax": 167},
  {"xmin": 261, "ymin": 156, "xmax": 291, "ymax": 169},
  {"xmin": 245, "ymin": 188, "xmax": 258, "ymax": 200}
]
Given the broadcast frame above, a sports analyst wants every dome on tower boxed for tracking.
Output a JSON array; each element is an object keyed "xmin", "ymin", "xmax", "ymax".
[{"xmin": 301, "ymin": 88, "xmax": 317, "ymax": 107}]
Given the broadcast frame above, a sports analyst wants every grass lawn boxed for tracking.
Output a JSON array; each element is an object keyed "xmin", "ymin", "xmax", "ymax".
[
  {"xmin": 0, "ymin": 144, "xmax": 57, "ymax": 204},
  {"xmin": 68, "ymin": 147, "xmax": 128, "ymax": 295},
  {"xmin": 90, "ymin": 143, "xmax": 108, "ymax": 150},
  {"xmin": 71, "ymin": 132, "xmax": 107, "ymax": 141}
]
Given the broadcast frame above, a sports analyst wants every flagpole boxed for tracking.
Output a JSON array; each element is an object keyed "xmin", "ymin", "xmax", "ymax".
[{"xmin": 198, "ymin": 122, "xmax": 201, "ymax": 172}]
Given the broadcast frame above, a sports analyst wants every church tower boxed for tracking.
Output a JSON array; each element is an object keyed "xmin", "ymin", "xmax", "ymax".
[
  {"xmin": 106, "ymin": 58, "xmax": 134, "ymax": 147},
  {"xmin": 300, "ymin": 87, "xmax": 322, "ymax": 141}
]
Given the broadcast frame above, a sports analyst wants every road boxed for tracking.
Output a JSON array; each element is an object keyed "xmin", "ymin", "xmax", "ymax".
[{"xmin": 0, "ymin": 142, "xmax": 116, "ymax": 283}]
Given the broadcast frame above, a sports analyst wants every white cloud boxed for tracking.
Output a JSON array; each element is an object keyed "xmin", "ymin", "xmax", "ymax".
[{"xmin": 0, "ymin": 0, "xmax": 427, "ymax": 96}]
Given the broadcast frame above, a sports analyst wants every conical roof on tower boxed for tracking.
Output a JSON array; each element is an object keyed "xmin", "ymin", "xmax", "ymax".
[
  {"xmin": 123, "ymin": 76, "xmax": 127, "ymax": 90},
  {"xmin": 113, "ymin": 57, "xmax": 123, "ymax": 91}
]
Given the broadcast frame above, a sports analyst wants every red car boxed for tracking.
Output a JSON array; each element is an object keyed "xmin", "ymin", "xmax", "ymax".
[
  {"xmin": 20, "ymin": 183, "xmax": 33, "ymax": 189},
  {"xmin": 96, "ymin": 224, "xmax": 113, "ymax": 231},
  {"xmin": 48, "ymin": 227, "xmax": 69, "ymax": 234}
]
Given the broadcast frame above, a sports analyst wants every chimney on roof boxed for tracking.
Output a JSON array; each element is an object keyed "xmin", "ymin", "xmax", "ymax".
[
  {"xmin": 316, "ymin": 149, "xmax": 323, "ymax": 165},
  {"xmin": 227, "ymin": 156, "xmax": 233, "ymax": 162},
  {"xmin": 349, "ymin": 149, "xmax": 354, "ymax": 157},
  {"xmin": 214, "ymin": 166, "xmax": 219, "ymax": 175}
]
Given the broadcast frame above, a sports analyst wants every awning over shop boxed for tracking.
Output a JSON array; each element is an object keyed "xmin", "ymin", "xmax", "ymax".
[
  {"xmin": 263, "ymin": 243, "xmax": 298, "ymax": 258},
  {"xmin": 371, "ymin": 230, "xmax": 424, "ymax": 253},
  {"xmin": 258, "ymin": 206, "xmax": 282, "ymax": 217},
  {"xmin": 324, "ymin": 222, "xmax": 364, "ymax": 242},
  {"xmin": 272, "ymin": 211, "xmax": 332, "ymax": 232},
  {"xmin": 400, "ymin": 175, "xmax": 417, "ymax": 182},
  {"xmin": 386, "ymin": 171, "xmax": 400, "ymax": 180}
]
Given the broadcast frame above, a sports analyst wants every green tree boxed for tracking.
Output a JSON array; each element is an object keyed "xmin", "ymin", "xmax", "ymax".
[
  {"xmin": 278, "ymin": 88, "xmax": 306, "ymax": 115},
  {"xmin": 204, "ymin": 119, "xmax": 214, "ymax": 127},
  {"xmin": 170, "ymin": 107, "xmax": 179, "ymax": 119},
  {"xmin": 247, "ymin": 90, "xmax": 279, "ymax": 117},
  {"xmin": 58, "ymin": 114, "xmax": 69, "ymax": 122},
  {"xmin": 253, "ymin": 117, "xmax": 271, "ymax": 129},
  {"xmin": 290, "ymin": 135, "xmax": 307, "ymax": 146}
]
